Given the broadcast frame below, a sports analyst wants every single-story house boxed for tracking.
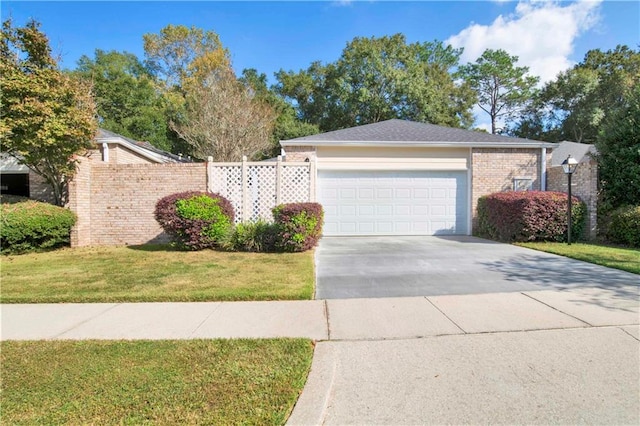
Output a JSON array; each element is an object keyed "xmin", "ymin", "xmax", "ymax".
[
  {"xmin": 0, "ymin": 129, "xmax": 187, "ymax": 202},
  {"xmin": 280, "ymin": 119, "xmax": 557, "ymax": 237}
]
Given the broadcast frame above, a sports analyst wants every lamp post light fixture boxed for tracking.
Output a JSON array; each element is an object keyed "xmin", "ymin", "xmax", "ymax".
[{"xmin": 561, "ymin": 155, "xmax": 579, "ymax": 245}]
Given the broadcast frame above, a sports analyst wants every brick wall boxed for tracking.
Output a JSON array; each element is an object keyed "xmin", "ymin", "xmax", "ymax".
[
  {"xmin": 68, "ymin": 160, "xmax": 207, "ymax": 246},
  {"xmin": 471, "ymin": 148, "xmax": 542, "ymax": 219},
  {"xmin": 284, "ymin": 146, "xmax": 316, "ymax": 162},
  {"xmin": 110, "ymin": 144, "xmax": 153, "ymax": 164},
  {"xmin": 547, "ymin": 160, "xmax": 598, "ymax": 239},
  {"xmin": 68, "ymin": 157, "xmax": 92, "ymax": 247},
  {"xmin": 28, "ymin": 172, "xmax": 56, "ymax": 204}
]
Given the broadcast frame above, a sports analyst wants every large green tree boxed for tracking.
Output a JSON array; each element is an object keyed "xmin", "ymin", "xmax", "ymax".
[
  {"xmin": 274, "ymin": 34, "xmax": 475, "ymax": 132},
  {"xmin": 143, "ymin": 24, "xmax": 230, "ymax": 90},
  {"xmin": 0, "ymin": 19, "xmax": 97, "ymax": 206},
  {"xmin": 143, "ymin": 25, "xmax": 275, "ymax": 161},
  {"xmin": 595, "ymin": 84, "xmax": 640, "ymax": 209},
  {"xmin": 512, "ymin": 46, "xmax": 640, "ymax": 144},
  {"xmin": 75, "ymin": 50, "xmax": 173, "ymax": 151},
  {"xmin": 458, "ymin": 49, "xmax": 539, "ymax": 134}
]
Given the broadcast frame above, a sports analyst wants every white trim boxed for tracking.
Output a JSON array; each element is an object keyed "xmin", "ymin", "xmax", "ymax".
[
  {"xmin": 102, "ymin": 143, "xmax": 109, "ymax": 162},
  {"xmin": 467, "ymin": 147, "xmax": 473, "ymax": 236},
  {"xmin": 541, "ymin": 147, "xmax": 547, "ymax": 191}
]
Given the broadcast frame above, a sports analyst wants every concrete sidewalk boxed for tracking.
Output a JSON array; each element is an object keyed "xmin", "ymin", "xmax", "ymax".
[
  {"xmin": 2, "ymin": 285, "xmax": 639, "ymax": 425},
  {"xmin": 2, "ymin": 285, "xmax": 638, "ymax": 341}
]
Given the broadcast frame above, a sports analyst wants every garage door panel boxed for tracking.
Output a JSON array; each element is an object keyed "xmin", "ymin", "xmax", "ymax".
[
  {"xmin": 414, "ymin": 188, "xmax": 428, "ymax": 198},
  {"xmin": 318, "ymin": 170, "xmax": 468, "ymax": 236},
  {"xmin": 358, "ymin": 188, "xmax": 374, "ymax": 199}
]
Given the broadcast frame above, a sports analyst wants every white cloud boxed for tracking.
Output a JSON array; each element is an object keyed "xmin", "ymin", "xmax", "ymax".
[
  {"xmin": 332, "ymin": 0, "xmax": 354, "ymax": 7},
  {"xmin": 447, "ymin": 0, "xmax": 602, "ymax": 84}
]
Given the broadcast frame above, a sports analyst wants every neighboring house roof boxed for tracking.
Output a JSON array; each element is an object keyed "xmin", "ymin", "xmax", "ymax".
[
  {"xmin": 1, "ymin": 130, "xmax": 188, "ymax": 173},
  {"xmin": 96, "ymin": 129, "xmax": 190, "ymax": 163},
  {"xmin": 0, "ymin": 153, "xmax": 30, "ymax": 173},
  {"xmin": 551, "ymin": 141, "xmax": 597, "ymax": 166},
  {"xmin": 281, "ymin": 119, "xmax": 557, "ymax": 148}
]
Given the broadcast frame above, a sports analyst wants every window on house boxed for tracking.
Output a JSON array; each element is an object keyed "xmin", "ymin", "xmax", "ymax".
[{"xmin": 513, "ymin": 178, "xmax": 533, "ymax": 192}]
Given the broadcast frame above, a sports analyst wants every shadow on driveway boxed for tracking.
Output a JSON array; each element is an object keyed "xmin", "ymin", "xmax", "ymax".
[{"xmin": 315, "ymin": 236, "xmax": 639, "ymax": 300}]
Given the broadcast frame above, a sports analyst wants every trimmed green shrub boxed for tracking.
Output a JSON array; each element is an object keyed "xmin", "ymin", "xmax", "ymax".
[
  {"xmin": 476, "ymin": 191, "xmax": 586, "ymax": 242},
  {"xmin": 606, "ymin": 205, "xmax": 640, "ymax": 248},
  {"xmin": 273, "ymin": 202, "xmax": 323, "ymax": 252},
  {"xmin": 154, "ymin": 191, "xmax": 235, "ymax": 250},
  {"xmin": 1, "ymin": 197, "xmax": 76, "ymax": 254},
  {"xmin": 231, "ymin": 220, "xmax": 280, "ymax": 252}
]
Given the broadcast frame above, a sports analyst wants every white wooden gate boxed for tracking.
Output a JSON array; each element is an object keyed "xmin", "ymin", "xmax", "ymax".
[{"xmin": 207, "ymin": 156, "xmax": 315, "ymax": 223}]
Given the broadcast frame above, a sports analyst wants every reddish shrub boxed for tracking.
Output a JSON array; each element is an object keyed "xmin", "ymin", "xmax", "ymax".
[
  {"xmin": 273, "ymin": 202, "xmax": 324, "ymax": 252},
  {"xmin": 476, "ymin": 191, "xmax": 586, "ymax": 242},
  {"xmin": 155, "ymin": 191, "xmax": 235, "ymax": 250}
]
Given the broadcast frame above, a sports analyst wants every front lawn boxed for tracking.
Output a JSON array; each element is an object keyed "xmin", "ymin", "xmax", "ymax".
[
  {"xmin": 517, "ymin": 242, "xmax": 640, "ymax": 274},
  {"xmin": 0, "ymin": 245, "xmax": 314, "ymax": 303},
  {"xmin": 1, "ymin": 339, "xmax": 313, "ymax": 425}
]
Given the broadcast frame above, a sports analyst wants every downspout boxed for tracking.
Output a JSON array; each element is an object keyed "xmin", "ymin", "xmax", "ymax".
[
  {"xmin": 102, "ymin": 143, "xmax": 109, "ymax": 163},
  {"xmin": 541, "ymin": 147, "xmax": 547, "ymax": 191}
]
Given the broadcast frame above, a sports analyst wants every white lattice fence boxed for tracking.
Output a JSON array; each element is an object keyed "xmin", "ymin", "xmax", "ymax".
[{"xmin": 207, "ymin": 156, "xmax": 314, "ymax": 223}]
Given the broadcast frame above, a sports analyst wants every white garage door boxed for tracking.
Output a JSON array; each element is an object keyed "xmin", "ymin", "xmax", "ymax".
[{"xmin": 318, "ymin": 170, "xmax": 468, "ymax": 236}]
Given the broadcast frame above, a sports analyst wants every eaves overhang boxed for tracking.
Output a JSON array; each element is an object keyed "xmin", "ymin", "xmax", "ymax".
[
  {"xmin": 280, "ymin": 140, "xmax": 559, "ymax": 149},
  {"xmin": 95, "ymin": 136, "xmax": 175, "ymax": 163}
]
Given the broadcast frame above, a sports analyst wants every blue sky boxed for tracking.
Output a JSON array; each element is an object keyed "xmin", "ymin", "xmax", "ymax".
[{"xmin": 3, "ymin": 1, "xmax": 639, "ymax": 128}]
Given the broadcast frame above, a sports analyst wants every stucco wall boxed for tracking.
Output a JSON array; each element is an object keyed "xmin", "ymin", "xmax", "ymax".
[{"xmin": 316, "ymin": 146, "xmax": 469, "ymax": 171}]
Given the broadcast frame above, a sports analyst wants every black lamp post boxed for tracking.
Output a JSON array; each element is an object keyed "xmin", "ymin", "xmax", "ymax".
[{"xmin": 561, "ymin": 155, "xmax": 579, "ymax": 245}]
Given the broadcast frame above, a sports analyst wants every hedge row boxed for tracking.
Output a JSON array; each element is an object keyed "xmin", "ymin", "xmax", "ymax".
[
  {"xmin": 1, "ymin": 196, "xmax": 76, "ymax": 254},
  {"xmin": 476, "ymin": 191, "xmax": 586, "ymax": 243},
  {"xmin": 154, "ymin": 191, "xmax": 323, "ymax": 253},
  {"xmin": 605, "ymin": 205, "xmax": 640, "ymax": 248}
]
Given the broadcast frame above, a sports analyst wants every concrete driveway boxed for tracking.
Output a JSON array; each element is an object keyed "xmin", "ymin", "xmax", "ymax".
[{"xmin": 315, "ymin": 236, "xmax": 640, "ymax": 299}]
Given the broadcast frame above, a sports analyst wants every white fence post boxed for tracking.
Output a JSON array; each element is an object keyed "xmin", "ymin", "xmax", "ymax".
[
  {"xmin": 309, "ymin": 156, "xmax": 317, "ymax": 202},
  {"xmin": 276, "ymin": 155, "xmax": 283, "ymax": 206},
  {"xmin": 242, "ymin": 155, "xmax": 249, "ymax": 222},
  {"xmin": 206, "ymin": 156, "xmax": 214, "ymax": 192}
]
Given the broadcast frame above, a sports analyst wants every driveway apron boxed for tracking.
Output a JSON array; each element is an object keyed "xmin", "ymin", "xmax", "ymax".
[{"xmin": 314, "ymin": 236, "xmax": 640, "ymax": 299}]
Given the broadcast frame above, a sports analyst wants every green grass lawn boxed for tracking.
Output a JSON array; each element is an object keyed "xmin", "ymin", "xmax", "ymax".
[
  {"xmin": 1, "ymin": 245, "xmax": 314, "ymax": 303},
  {"xmin": 1, "ymin": 339, "xmax": 313, "ymax": 425},
  {"xmin": 517, "ymin": 242, "xmax": 640, "ymax": 274}
]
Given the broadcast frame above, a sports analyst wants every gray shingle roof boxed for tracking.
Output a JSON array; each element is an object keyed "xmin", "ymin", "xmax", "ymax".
[
  {"xmin": 96, "ymin": 128, "xmax": 189, "ymax": 163},
  {"xmin": 282, "ymin": 119, "xmax": 545, "ymax": 145},
  {"xmin": 551, "ymin": 141, "xmax": 597, "ymax": 166}
]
